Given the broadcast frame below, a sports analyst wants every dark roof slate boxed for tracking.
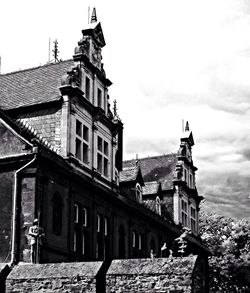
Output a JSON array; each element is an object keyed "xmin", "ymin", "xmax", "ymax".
[
  {"xmin": 123, "ymin": 154, "xmax": 177, "ymax": 191},
  {"xmin": 119, "ymin": 165, "xmax": 139, "ymax": 183},
  {"xmin": 0, "ymin": 60, "xmax": 74, "ymax": 110}
]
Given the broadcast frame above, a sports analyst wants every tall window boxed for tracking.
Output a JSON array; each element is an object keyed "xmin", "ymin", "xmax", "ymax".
[
  {"xmin": 135, "ymin": 183, "xmax": 142, "ymax": 203},
  {"xmin": 138, "ymin": 233, "xmax": 142, "ymax": 250},
  {"xmin": 97, "ymin": 88, "xmax": 102, "ymax": 108},
  {"xmin": 190, "ymin": 206, "xmax": 196, "ymax": 232},
  {"xmin": 97, "ymin": 214, "xmax": 101, "ymax": 232},
  {"xmin": 181, "ymin": 199, "xmax": 188, "ymax": 227},
  {"xmin": 73, "ymin": 231, "xmax": 77, "ymax": 252},
  {"xmin": 132, "ymin": 231, "xmax": 136, "ymax": 248},
  {"xmin": 75, "ymin": 119, "xmax": 89, "ymax": 164},
  {"xmin": 82, "ymin": 208, "xmax": 87, "ymax": 227},
  {"xmin": 155, "ymin": 196, "xmax": 161, "ymax": 216},
  {"xmin": 97, "ymin": 136, "xmax": 109, "ymax": 177},
  {"xmin": 85, "ymin": 76, "xmax": 90, "ymax": 100},
  {"xmin": 52, "ymin": 193, "xmax": 62, "ymax": 235},
  {"xmin": 82, "ymin": 233, "xmax": 85, "ymax": 255},
  {"xmin": 74, "ymin": 203, "xmax": 79, "ymax": 223},
  {"xmin": 104, "ymin": 217, "xmax": 108, "ymax": 236}
]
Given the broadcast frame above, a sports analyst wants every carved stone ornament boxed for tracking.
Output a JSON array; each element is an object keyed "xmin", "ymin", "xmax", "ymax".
[
  {"xmin": 61, "ymin": 66, "xmax": 81, "ymax": 87},
  {"xmin": 74, "ymin": 36, "xmax": 90, "ymax": 56},
  {"xmin": 174, "ymin": 164, "xmax": 183, "ymax": 180}
]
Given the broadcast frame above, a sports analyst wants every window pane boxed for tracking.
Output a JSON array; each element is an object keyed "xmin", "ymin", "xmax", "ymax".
[
  {"xmin": 98, "ymin": 136, "xmax": 102, "ymax": 151},
  {"xmin": 83, "ymin": 125, "xmax": 89, "ymax": 142},
  {"xmin": 104, "ymin": 218, "xmax": 108, "ymax": 236},
  {"xmin": 97, "ymin": 214, "xmax": 101, "ymax": 232},
  {"xmin": 97, "ymin": 154, "xmax": 102, "ymax": 173},
  {"xmin": 76, "ymin": 120, "xmax": 82, "ymax": 137},
  {"xmin": 74, "ymin": 204, "xmax": 79, "ymax": 223},
  {"xmin": 75, "ymin": 138, "xmax": 82, "ymax": 160},
  {"xmin": 83, "ymin": 208, "xmax": 87, "ymax": 227},
  {"xmin": 104, "ymin": 141, "xmax": 109, "ymax": 156},
  {"xmin": 83, "ymin": 143, "xmax": 88, "ymax": 164},
  {"xmin": 98, "ymin": 88, "xmax": 102, "ymax": 107},
  {"xmin": 104, "ymin": 158, "xmax": 108, "ymax": 177}
]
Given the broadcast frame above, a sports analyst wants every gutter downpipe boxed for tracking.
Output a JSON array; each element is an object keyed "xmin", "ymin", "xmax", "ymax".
[{"xmin": 10, "ymin": 154, "xmax": 37, "ymax": 266}]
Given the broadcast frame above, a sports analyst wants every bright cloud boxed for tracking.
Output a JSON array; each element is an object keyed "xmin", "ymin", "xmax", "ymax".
[{"xmin": 1, "ymin": 0, "xmax": 250, "ymax": 218}]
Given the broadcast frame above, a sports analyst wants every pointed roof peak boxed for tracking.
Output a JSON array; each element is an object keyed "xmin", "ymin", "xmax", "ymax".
[
  {"xmin": 91, "ymin": 7, "xmax": 97, "ymax": 23},
  {"xmin": 185, "ymin": 121, "xmax": 190, "ymax": 132}
]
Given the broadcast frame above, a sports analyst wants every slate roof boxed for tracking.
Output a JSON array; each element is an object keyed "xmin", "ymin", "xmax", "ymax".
[
  {"xmin": 143, "ymin": 199, "xmax": 157, "ymax": 213},
  {"xmin": 142, "ymin": 181, "xmax": 159, "ymax": 196},
  {"xmin": 123, "ymin": 154, "xmax": 178, "ymax": 191},
  {"xmin": 0, "ymin": 60, "xmax": 74, "ymax": 110},
  {"xmin": 119, "ymin": 165, "xmax": 139, "ymax": 183}
]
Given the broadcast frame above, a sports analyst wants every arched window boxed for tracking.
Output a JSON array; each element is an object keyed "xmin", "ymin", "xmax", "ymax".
[
  {"xmin": 135, "ymin": 183, "xmax": 142, "ymax": 203},
  {"xmin": 155, "ymin": 196, "xmax": 161, "ymax": 216},
  {"xmin": 52, "ymin": 193, "xmax": 62, "ymax": 235}
]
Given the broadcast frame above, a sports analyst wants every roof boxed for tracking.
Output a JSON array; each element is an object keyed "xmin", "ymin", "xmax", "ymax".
[
  {"xmin": 119, "ymin": 165, "xmax": 140, "ymax": 182},
  {"xmin": 0, "ymin": 60, "xmax": 74, "ymax": 110},
  {"xmin": 142, "ymin": 181, "xmax": 159, "ymax": 196},
  {"xmin": 123, "ymin": 154, "xmax": 178, "ymax": 191},
  {"xmin": 143, "ymin": 199, "xmax": 157, "ymax": 213}
]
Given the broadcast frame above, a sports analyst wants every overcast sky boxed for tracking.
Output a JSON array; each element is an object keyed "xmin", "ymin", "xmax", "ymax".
[{"xmin": 1, "ymin": 0, "xmax": 250, "ymax": 219}]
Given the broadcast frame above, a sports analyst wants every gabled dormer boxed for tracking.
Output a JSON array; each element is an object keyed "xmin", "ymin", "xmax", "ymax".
[{"xmin": 119, "ymin": 162, "xmax": 144, "ymax": 203}]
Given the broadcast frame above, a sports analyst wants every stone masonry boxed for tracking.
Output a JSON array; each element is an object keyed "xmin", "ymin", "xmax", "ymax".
[
  {"xmin": 106, "ymin": 256, "xmax": 208, "ymax": 293},
  {"xmin": 6, "ymin": 261, "xmax": 104, "ymax": 293}
]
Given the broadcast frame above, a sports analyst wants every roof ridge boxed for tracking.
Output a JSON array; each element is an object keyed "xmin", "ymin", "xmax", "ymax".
[
  {"xmin": 0, "ymin": 59, "xmax": 73, "ymax": 77},
  {"xmin": 16, "ymin": 119, "xmax": 60, "ymax": 154},
  {"xmin": 123, "ymin": 153, "xmax": 177, "ymax": 163}
]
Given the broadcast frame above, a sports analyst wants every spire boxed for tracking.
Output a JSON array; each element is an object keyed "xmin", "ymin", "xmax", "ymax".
[
  {"xmin": 91, "ymin": 7, "xmax": 97, "ymax": 23},
  {"xmin": 185, "ymin": 121, "xmax": 190, "ymax": 132}
]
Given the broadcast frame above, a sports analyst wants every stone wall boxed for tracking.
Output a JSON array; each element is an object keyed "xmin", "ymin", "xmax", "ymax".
[
  {"xmin": 106, "ymin": 256, "xmax": 208, "ymax": 293},
  {"xmin": 6, "ymin": 261, "xmax": 104, "ymax": 293}
]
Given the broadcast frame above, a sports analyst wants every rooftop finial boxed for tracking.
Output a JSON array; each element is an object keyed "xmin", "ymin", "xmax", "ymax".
[
  {"xmin": 91, "ymin": 7, "xmax": 97, "ymax": 23},
  {"xmin": 185, "ymin": 121, "xmax": 190, "ymax": 132},
  {"xmin": 52, "ymin": 39, "xmax": 60, "ymax": 63},
  {"xmin": 113, "ymin": 99, "xmax": 120, "ymax": 120}
]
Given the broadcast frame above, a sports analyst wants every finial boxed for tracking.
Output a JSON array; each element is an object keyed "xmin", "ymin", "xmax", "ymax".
[
  {"xmin": 113, "ymin": 99, "xmax": 120, "ymax": 120},
  {"xmin": 52, "ymin": 39, "xmax": 60, "ymax": 63},
  {"xmin": 91, "ymin": 7, "xmax": 97, "ymax": 23},
  {"xmin": 185, "ymin": 121, "xmax": 190, "ymax": 132}
]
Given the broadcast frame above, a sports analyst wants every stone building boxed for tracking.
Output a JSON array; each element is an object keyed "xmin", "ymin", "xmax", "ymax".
[{"xmin": 0, "ymin": 11, "xmax": 209, "ymax": 267}]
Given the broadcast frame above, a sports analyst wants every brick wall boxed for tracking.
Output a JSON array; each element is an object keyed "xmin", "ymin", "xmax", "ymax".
[{"xmin": 17, "ymin": 107, "xmax": 62, "ymax": 152}]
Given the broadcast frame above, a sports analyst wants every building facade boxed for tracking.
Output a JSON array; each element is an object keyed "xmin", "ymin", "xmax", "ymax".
[{"xmin": 0, "ymin": 14, "xmax": 209, "ymax": 265}]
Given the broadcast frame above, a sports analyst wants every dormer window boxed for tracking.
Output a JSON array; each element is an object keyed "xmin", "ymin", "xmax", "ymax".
[
  {"xmin": 155, "ymin": 196, "xmax": 161, "ymax": 216},
  {"xmin": 135, "ymin": 183, "xmax": 142, "ymax": 203},
  {"xmin": 75, "ymin": 119, "xmax": 89, "ymax": 165}
]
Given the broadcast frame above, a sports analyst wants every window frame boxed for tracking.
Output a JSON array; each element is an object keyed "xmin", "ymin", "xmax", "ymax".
[
  {"xmin": 97, "ymin": 136, "xmax": 110, "ymax": 178},
  {"xmin": 181, "ymin": 199, "xmax": 188, "ymax": 227},
  {"xmin": 75, "ymin": 118, "xmax": 90, "ymax": 165}
]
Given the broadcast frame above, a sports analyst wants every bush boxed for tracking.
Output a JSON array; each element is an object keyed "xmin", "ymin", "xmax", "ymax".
[{"xmin": 199, "ymin": 212, "xmax": 250, "ymax": 292}]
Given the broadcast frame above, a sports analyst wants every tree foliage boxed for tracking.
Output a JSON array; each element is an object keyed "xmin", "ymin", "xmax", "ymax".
[{"xmin": 199, "ymin": 212, "xmax": 250, "ymax": 292}]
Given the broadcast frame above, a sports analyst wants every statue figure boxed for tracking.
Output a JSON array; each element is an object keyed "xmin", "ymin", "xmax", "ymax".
[{"xmin": 28, "ymin": 218, "xmax": 44, "ymax": 264}]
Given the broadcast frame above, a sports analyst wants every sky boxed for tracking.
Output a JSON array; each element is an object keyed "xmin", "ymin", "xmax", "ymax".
[{"xmin": 1, "ymin": 0, "xmax": 250, "ymax": 219}]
